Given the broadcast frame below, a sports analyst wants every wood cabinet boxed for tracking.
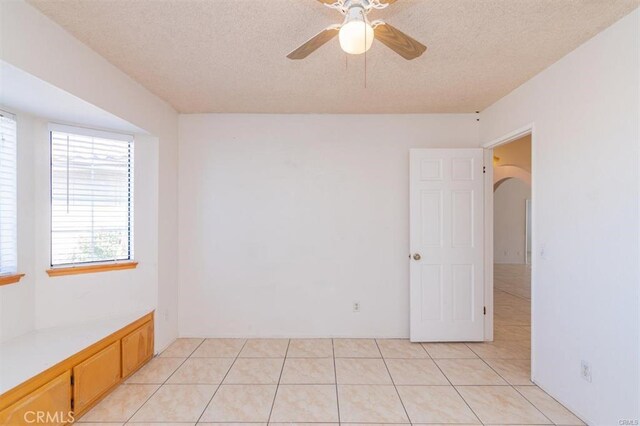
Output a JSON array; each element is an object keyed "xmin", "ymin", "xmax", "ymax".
[
  {"xmin": 0, "ymin": 312, "xmax": 153, "ymax": 424},
  {"xmin": 121, "ymin": 321, "xmax": 154, "ymax": 378},
  {"xmin": 0, "ymin": 371, "xmax": 72, "ymax": 426},
  {"xmin": 72, "ymin": 340, "xmax": 121, "ymax": 414}
]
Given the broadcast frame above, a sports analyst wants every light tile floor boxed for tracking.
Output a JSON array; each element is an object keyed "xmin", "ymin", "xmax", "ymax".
[{"xmin": 79, "ymin": 264, "xmax": 584, "ymax": 425}]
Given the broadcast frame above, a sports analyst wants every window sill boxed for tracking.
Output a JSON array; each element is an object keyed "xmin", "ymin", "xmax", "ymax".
[
  {"xmin": 0, "ymin": 274, "xmax": 26, "ymax": 286},
  {"xmin": 46, "ymin": 261, "xmax": 138, "ymax": 277}
]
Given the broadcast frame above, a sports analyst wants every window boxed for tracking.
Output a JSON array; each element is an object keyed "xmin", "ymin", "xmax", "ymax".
[
  {"xmin": 0, "ymin": 111, "xmax": 17, "ymax": 276},
  {"xmin": 50, "ymin": 125, "xmax": 134, "ymax": 267}
]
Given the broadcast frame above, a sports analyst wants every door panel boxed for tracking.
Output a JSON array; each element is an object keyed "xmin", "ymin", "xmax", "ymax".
[
  {"xmin": 0, "ymin": 371, "xmax": 71, "ymax": 425},
  {"xmin": 73, "ymin": 340, "xmax": 121, "ymax": 413},
  {"xmin": 410, "ymin": 149, "xmax": 484, "ymax": 342},
  {"xmin": 121, "ymin": 321, "xmax": 154, "ymax": 378}
]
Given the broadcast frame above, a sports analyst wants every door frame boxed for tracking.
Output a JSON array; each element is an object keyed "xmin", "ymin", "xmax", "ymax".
[{"xmin": 481, "ymin": 122, "xmax": 535, "ymax": 344}]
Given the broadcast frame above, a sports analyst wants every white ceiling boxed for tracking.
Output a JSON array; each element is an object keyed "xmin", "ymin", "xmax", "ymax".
[{"xmin": 28, "ymin": 0, "xmax": 639, "ymax": 114}]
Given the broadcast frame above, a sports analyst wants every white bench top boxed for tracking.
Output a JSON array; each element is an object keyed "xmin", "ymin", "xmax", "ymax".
[{"xmin": 0, "ymin": 310, "xmax": 152, "ymax": 395}]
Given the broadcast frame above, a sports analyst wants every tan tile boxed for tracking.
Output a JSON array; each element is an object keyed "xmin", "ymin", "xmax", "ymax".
[
  {"xmin": 280, "ymin": 357, "xmax": 335, "ymax": 384},
  {"xmin": 376, "ymin": 339, "xmax": 429, "ymax": 358},
  {"xmin": 466, "ymin": 340, "xmax": 531, "ymax": 359},
  {"xmin": 335, "ymin": 358, "xmax": 392, "ymax": 384},
  {"xmin": 79, "ymin": 384, "xmax": 158, "ymax": 422},
  {"xmin": 385, "ymin": 359, "xmax": 449, "ymax": 385},
  {"xmin": 159, "ymin": 338, "xmax": 204, "ymax": 357},
  {"xmin": 422, "ymin": 343, "xmax": 478, "ymax": 359},
  {"xmin": 333, "ymin": 339, "xmax": 381, "ymax": 358},
  {"xmin": 199, "ymin": 424, "xmax": 265, "ymax": 426},
  {"xmin": 287, "ymin": 339, "xmax": 333, "ymax": 357},
  {"xmin": 516, "ymin": 386, "xmax": 585, "ymax": 425},
  {"xmin": 342, "ymin": 424, "xmax": 409, "ymax": 426},
  {"xmin": 494, "ymin": 325, "xmax": 531, "ymax": 341},
  {"xmin": 76, "ymin": 423, "xmax": 125, "ymax": 426},
  {"xmin": 340, "ymin": 424, "xmax": 407, "ymax": 426},
  {"xmin": 191, "ymin": 338, "xmax": 246, "ymax": 358},
  {"xmin": 125, "ymin": 423, "xmax": 195, "ymax": 426},
  {"xmin": 485, "ymin": 358, "xmax": 533, "ymax": 386},
  {"xmin": 129, "ymin": 384, "xmax": 216, "ymax": 422},
  {"xmin": 337, "ymin": 385, "xmax": 409, "ymax": 423},
  {"xmin": 435, "ymin": 359, "xmax": 507, "ymax": 385},
  {"xmin": 166, "ymin": 357, "xmax": 234, "ymax": 384},
  {"xmin": 397, "ymin": 385, "xmax": 480, "ymax": 424},
  {"xmin": 457, "ymin": 386, "xmax": 551, "ymax": 425},
  {"xmin": 238, "ymin": 338, "xmax": 289, "ymax": 357},
  {"xmin": 270, "ymin": 385, "xmax": 339, "ymax": 422},
  {"xmin": 269, "ymin": 424, "xmax": 335, "ymax": 426},
  {"xmin": 126, "ymin": 357, "xmax": 184, "ymax": 384},
  {"xmin": 223, "ymin": 357, "xmax": 283, "ymax": 384},
  {"xmin": 200, "ymin": 384, "xmax": 276, "ymax": 422}
]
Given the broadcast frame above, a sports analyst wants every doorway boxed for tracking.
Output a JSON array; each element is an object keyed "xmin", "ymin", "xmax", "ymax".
[{"xmin": 484, "ymin": 126, "xmax": 534, "ymax": 384}]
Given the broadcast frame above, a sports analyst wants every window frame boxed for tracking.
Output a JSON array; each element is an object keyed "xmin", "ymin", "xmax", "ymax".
[
  {"xmin": 48, "ymin": 123, "xmax": 135, "ymax": 272},
  {"xmin": 0, "ymin": 109, "xmax": 21, "ymax": 284}
]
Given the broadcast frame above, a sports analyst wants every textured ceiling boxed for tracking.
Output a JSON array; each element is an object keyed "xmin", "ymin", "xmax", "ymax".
[{"xmin": 28, "ymin": 0, "xmax": 639, "ymax": 113}]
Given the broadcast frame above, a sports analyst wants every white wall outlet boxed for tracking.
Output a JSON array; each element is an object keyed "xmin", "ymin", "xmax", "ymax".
[
  {"xmin": 352, "ymin": 302, "xmax": 360, "ymax": 313},
  {"xmin": 581, "ymin": 360, "xmax": 592, "ymax": 382}
]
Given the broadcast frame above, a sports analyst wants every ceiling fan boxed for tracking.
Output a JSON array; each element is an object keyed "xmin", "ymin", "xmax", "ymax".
[{"xmin": 287, "ymin": 0, "xmax": 426, "ymax": 60}]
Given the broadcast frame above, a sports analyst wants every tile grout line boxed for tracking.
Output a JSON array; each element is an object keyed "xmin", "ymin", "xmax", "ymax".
[
  {"xmin": 429, "ymin": 348, "xmax": 485, "ymax": 426},
  {"xmin": 513, "ymin": 384, "xmax": 565, "ymax": 426},
  {"xmin": 468, "ymin": 349, "xmax": 553, "ymax": 425},
  {"xmin": 332, "ymin": 338, "xmax": 341, "ymax": 424},
  {"xmin": 266, "ymin": 339, "xmax": 291, "ymax": 424},
  {"xmin": 123, "ymin": 338, "xmax": 206, "ymax": 424},
  {"xmin": 193, "ymin": 338, "xmax": 248, "ymax": 425},
  {"xmin": 373, "ymin": 339, "xmax": 412, "ymax": 424}
]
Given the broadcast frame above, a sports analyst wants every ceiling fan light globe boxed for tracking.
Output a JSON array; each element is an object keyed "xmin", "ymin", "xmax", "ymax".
[{"xmin": 339, "ymin": 20, "xmax": 374, "ymax": 55}]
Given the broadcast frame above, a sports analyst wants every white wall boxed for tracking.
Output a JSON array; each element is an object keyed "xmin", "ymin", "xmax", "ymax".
[
  {"xmin": 178, "ymin": 114, "xmax": 478, "ymax": 337},
  {"xmin": 0, "ymin": 0, "xmax": 179, "ymax": 350},
  {"xmin": 480, "ymin": 9, "xmax": 639, "ymax": 425},
  {"xmin": 494, "ymin": 178, "xmax": 530, "ymax": 264}
]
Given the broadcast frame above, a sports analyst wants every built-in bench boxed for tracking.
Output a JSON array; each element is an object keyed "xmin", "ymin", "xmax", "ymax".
[{"xmin": 0, "ymin": 311, "xmax": 154, "ymax": 425}]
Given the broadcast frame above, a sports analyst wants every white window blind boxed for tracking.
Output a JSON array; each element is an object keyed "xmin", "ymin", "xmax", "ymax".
[
  {"xmin": 50, "ymin": 125, "xmax": 134, "ymax": 267},
  {"xmin": 0, "ymin": 112, "xmax": 17, "ymax": 275}
]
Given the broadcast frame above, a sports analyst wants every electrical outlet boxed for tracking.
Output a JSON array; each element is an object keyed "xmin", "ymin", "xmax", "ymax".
[
  {"xmin": 581, "ymin": 360, "xmax": 592, "ymax": 382},
  {"xmin": 352, "ymin": 302, "xmax": 360, "ymax": 313}
]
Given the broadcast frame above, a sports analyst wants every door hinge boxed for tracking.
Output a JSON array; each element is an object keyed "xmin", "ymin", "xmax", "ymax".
[
  {"xmin": 483, "ymin": 306, "xmax": 486, "ymax": 315},
  {"xmin": 483, "ymin": 166, "xmax": 486, "ymax": 174},
  {"xmin": 70, "ymin": 398, "xmax": 74, "ymax": 410},
  {"xmin": 70, "ymin": 375, "xmax": 74, "ymax": 385}
]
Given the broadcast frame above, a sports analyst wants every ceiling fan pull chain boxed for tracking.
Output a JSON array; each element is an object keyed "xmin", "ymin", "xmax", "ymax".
[{"xmin": 363, "ymin": 9, "xmax": 367, "ymax": 88}]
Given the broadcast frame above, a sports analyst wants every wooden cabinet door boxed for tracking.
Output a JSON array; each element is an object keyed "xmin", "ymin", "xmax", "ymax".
[
  {"xmin": 121, "ymin": 321, "xmax": 154, "ymax": 378},
  {"xmin": 73, "ymin": 340, "xmax": 121, "ymax": 414},
  {"xmin": 0, "ymin": 371, "xmax": 72, "ymax": 425}
]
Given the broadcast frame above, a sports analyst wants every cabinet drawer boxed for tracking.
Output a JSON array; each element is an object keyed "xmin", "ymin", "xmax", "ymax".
[
  {"xmin": 0, "ymin": 371, "xmax": 72, "ymax": 426},
  {"xmin": 121, "ymin": 320, "xmax": 154, "ymax": 378},
  {"xmin": 73, "ymin": 340, "xmax": 121, "ymax": 414}
]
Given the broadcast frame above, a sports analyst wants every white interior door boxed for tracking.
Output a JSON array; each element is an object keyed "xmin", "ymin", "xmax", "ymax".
[{"xmin": 410, "ymin": 149, "xmax": 485, "ymax": 342}]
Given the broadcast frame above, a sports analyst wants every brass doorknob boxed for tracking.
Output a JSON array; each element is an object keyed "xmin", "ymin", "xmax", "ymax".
[{"xmin": 413, "ymin": 253, "xmax": 421, "ymax": 261}]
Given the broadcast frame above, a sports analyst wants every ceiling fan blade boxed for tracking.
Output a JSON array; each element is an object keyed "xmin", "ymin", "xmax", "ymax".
[
  {"xmin": 287, "ymin": 26, "xmax": 340, "ymax": 60},
  {"xmin": 373, "ymin": 22, "xmax": 426, "ymax": 60}
]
